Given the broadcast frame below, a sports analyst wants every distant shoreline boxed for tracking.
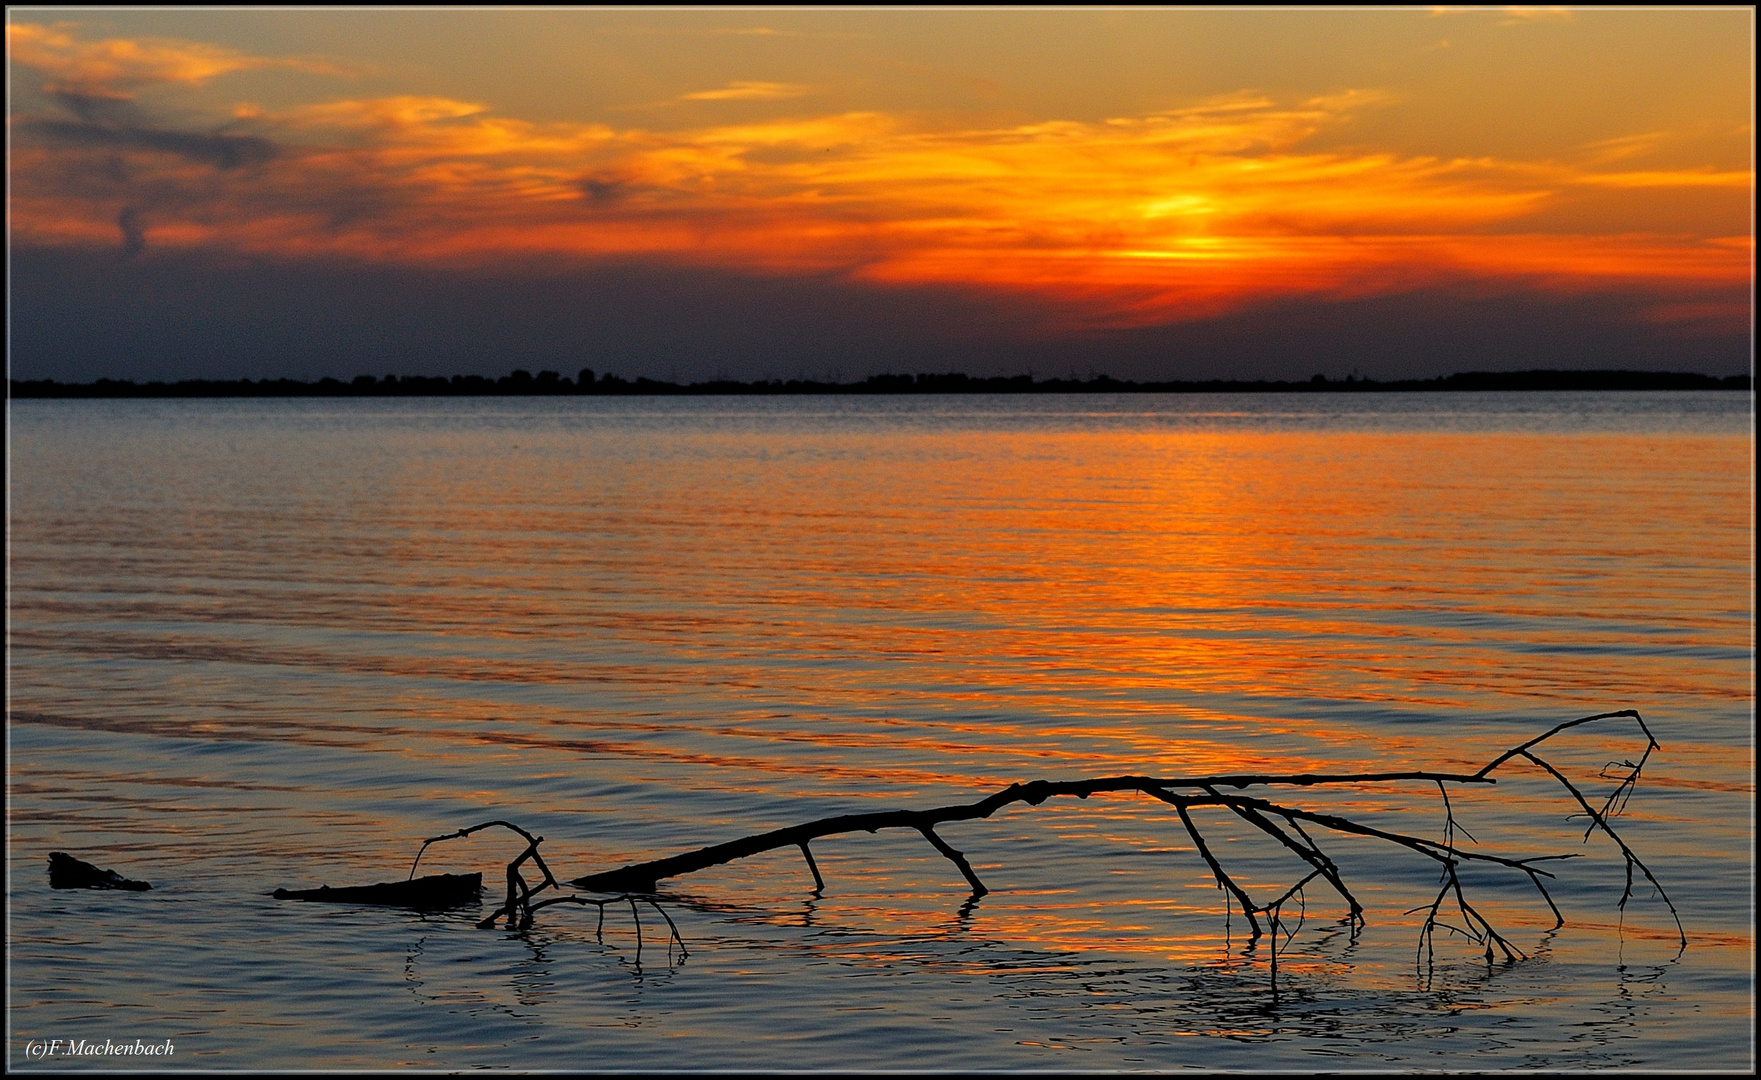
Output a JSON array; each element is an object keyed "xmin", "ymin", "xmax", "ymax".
[{"xmin": 8, "ymin": 368, "xmax": 1752, "ymax": 399}]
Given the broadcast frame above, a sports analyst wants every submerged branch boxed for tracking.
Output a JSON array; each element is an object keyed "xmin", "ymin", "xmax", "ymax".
[
  {"xmin": 568, "ymin": 769, "xmax": 1494, "ymax": 894},
  {"xmin": 411, "ymin": 710, "xmax": 1679, "ymax": 981}
]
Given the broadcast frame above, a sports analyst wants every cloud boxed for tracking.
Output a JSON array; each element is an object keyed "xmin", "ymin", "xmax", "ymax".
[
  {"xmin": 577, "ymin": 173, "xmax": 633, "ymax": 203},
  {"xmin": 6, "ymin": 22, "xmax": 347, "ymax": 98},
  {"xmin": 1426, "ymin": 6, "xmax": 1573, "ymax": 26},
  {"xmin": 680, "ymin": 80, "xmax": 812, "ymax": 102},
  {"xmin": 1301, "ymin": 88, "xmax": 1399, "ymax": 113},
  {"xmin": 116, "ymin": 206, "xmax": 146, "ymax": 257},
  {"xmin": 1577, "ymin": 131, "xmax": 1669, "ymax": 164},
  {"xmin": 1497, "ymin": 7, "xmax": 1574, "ymax": 27},
  {"xmin": 1569, "ymin": 169, "xmax": 1752, "ymax": 189},
  {"xmin": 27, "ymin": 117, "xmax": 279, "ymax": 170}
]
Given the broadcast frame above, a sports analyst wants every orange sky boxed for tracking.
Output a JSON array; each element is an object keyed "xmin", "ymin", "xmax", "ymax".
[{"xmin": 5, "ymin": 9, "xmax": 1753, "ymax": 378}]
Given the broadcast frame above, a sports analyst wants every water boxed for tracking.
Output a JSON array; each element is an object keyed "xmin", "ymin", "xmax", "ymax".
[{"xmin": 7, "ymin": 391, "xmax": 1753, "ymax": 1070}]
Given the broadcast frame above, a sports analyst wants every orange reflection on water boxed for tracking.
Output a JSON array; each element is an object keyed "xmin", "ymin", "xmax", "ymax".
[{"xmin": 301, "ymin": 423, "xmax": 1751, "ymax": 790}]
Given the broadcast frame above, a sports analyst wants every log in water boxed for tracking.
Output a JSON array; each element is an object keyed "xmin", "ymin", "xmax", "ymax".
[{"xmin": 272, "ymin": 873, "xmax": 482, "ymax": 909}]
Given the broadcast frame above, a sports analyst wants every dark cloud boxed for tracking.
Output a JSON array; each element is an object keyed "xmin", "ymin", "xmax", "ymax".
[
  {"xmin": 48, "ymin": 90, "xmax": 139, "ymax": 126},
  {"xmin": 25, "ymin": 118, "xmax": 279, "ymax": 171},
  {"xmin": 577, "ymin": 175, "xmax": 630, "ymax": 203},
  {"xmin": 17, "ymin": 88, "xmax": 279, "ymax": 178},
  {"xmin": 116, "ymin": 207, "xmax": 147, "ymax": 258},
  {"xmin": 8, "ymin": 246, "xmax": 1750, "ymax": 384},
  {"xmin": 101, "ymin": 153, "xmax": 132, "ymax": 185}
]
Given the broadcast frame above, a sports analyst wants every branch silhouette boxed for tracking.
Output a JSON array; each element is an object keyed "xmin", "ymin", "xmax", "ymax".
[{"xmin": 416, "ymin": 709, "xmax": 1681, "ymax": 978}]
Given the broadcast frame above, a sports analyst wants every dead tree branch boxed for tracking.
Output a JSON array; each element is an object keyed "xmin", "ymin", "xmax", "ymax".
[
  {"xmin": 413, "ymin": 710, "xmax": 1679, "ymax": 978},
  {"xmin": 567, "ymin": 767, "xmax": 1495, "ymax": 896}
]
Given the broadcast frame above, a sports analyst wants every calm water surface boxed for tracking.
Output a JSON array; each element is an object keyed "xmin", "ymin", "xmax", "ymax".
[{"xmin": 7, "ymin": 392, "xmax": 1753, "ymax": 1070}]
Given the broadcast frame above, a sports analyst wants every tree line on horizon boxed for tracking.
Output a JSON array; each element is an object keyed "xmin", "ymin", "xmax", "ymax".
[{"xmin": 8, "ymin": 367, "xmax": 1751, "ymax": 398}]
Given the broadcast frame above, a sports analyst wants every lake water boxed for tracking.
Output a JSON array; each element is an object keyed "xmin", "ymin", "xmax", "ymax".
[{"xmin": 6, "ymin": 391, "xmax": 1753, "ymax": 1070}]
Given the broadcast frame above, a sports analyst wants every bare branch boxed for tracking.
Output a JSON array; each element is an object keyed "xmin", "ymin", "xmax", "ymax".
[
  {"xmin": 1224, "ymin": 799, "xmax": 1364, "ymax": 923},
  {"xmin": 1515, "ymin": 749, "xmax": 1684, "ymax": 949},
  {"xmin": 1163, "ymin": 792, "xmax": 1263, "ymax": 938},
  {"xmin": 798, "ymin": 842, "xmax": 825, "ymax": 892},
  {"xmin": 918, "ymin": 826, "xmax": 988, "ymax": 896},
  {"xmin": 395, "ymin": 711, "xmax": 1676, "ymax": 988},
  {"xmin": 570, "ymin": 769, "xmax": 1492, "ymax": 894}
]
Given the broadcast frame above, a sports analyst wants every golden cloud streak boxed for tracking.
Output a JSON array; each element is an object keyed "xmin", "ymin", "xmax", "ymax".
[
  {"xmin": 1571, "ymin": 169, "xmax": 1753, "ymax": 189},
  {"xmin": 681, "ymin": 81, "xmax": 811, "ymax": 102},
  {"xmin": 7, "ymin": 23, "xmax": 346, "ymax": 97}
]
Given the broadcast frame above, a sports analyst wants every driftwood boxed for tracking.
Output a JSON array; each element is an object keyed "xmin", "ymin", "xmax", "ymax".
[
  {"xmin": 272, "ymin": 872, "xmax": 482, "ymax": 909},
  {"xmin": 48, "ymin": 852, "xmax": 151, "ymax": 891},
  {"xmin": 413, "ymin": 710, "xmax": 1683, "ymax": 977}
]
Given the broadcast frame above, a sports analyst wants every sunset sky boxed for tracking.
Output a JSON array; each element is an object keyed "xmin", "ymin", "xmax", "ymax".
[{"xmin": 8, "ymin": 8, "xmax": 1753, "ymax": 383}]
